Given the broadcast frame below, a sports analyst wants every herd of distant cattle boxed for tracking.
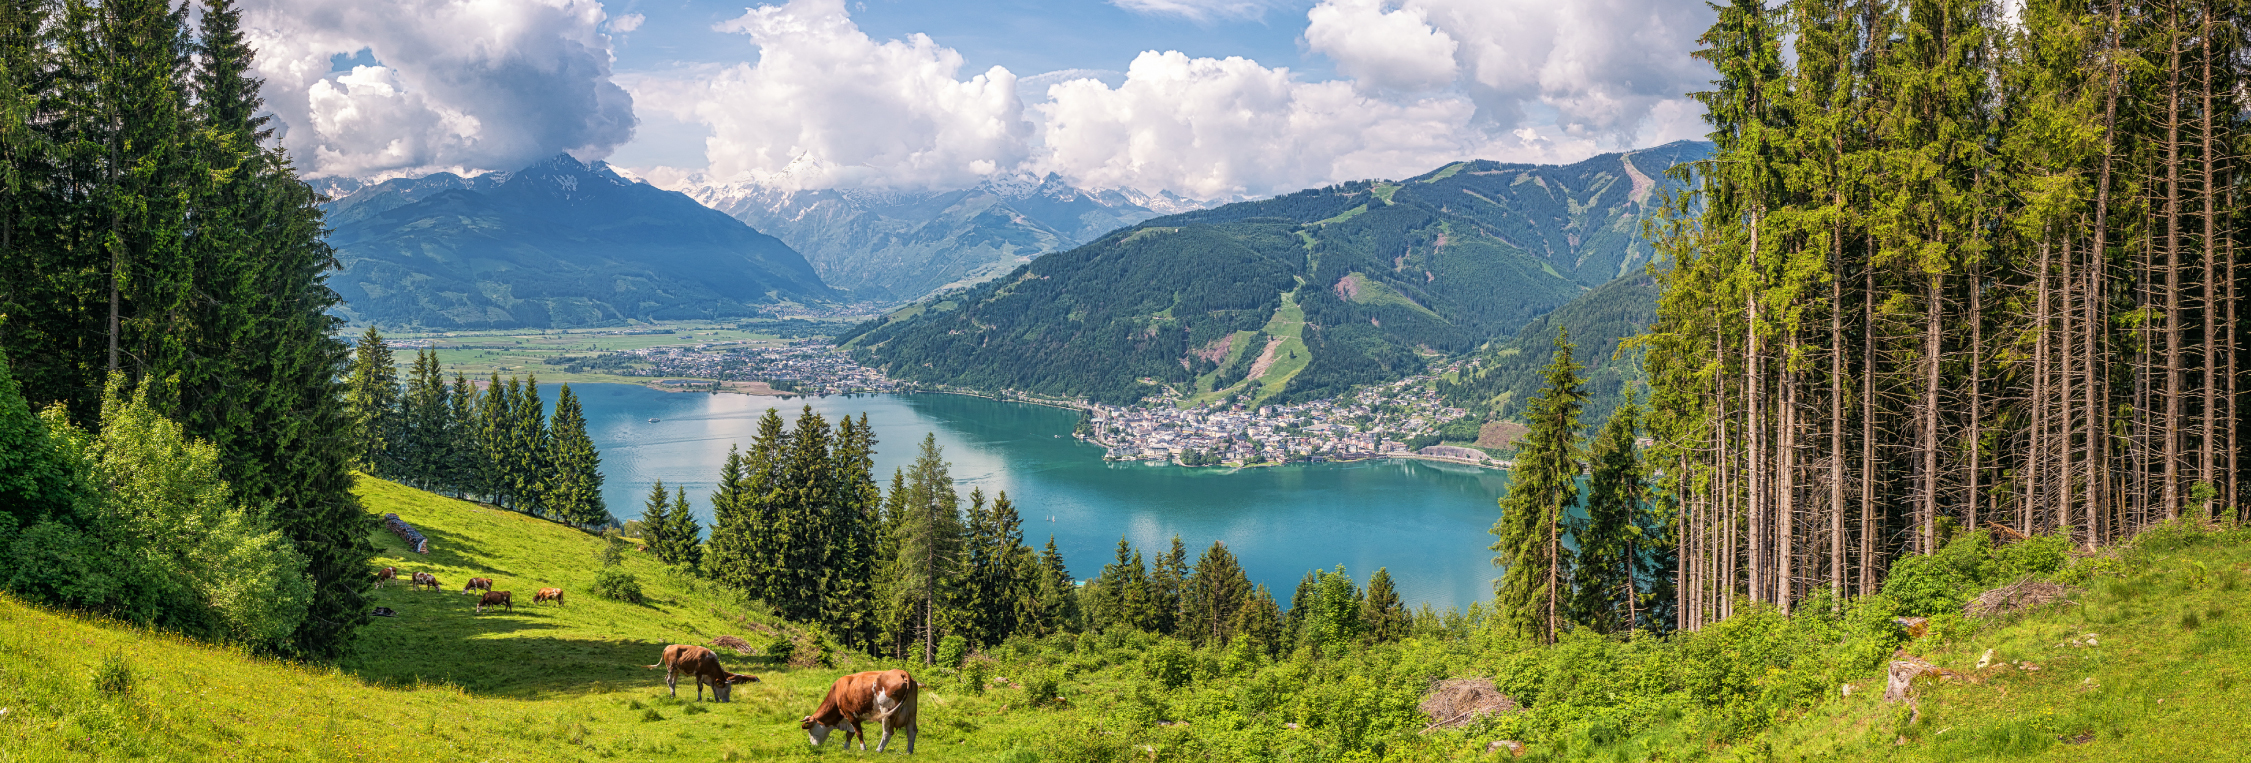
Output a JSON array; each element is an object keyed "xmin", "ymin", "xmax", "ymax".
[
  {"xmin": 371, "ymin": 565, "xmax": 921, "ymax": 752},
  {"xmin": 372, "ymin": 566, "xmax": 563, "ymax": 613}
]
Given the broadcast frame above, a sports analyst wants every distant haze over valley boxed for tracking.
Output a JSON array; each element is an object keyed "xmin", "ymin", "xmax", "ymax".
[{"xmin": 663, "ymin": 171, "xmax": 1225, "ymax": 302}]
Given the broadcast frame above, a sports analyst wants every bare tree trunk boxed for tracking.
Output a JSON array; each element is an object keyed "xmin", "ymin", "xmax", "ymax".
[
  {"xmin": 1923, "ymin": 272, "xmax": 1943, "ymax": 553},
  {"xmin": 1830, "ymin": 232, "xmax": 1846, "ymax": 598},
  {"xmin": 1860, "ymin": 253, "xmax": 1878, "ymax": 592},
  {"xmin": 2088, "ymin": 0, "xmax": 2124, "ymax": 549},
  {"xmin": 2163, "ymin": 14, "xmax": 2184, "ymax": 521},
  {"xmin": 2199, "ymin": 9, "xmax": 2218, "ymax": 512},
  {"xmin": 2032, "ymin": 241, "xmax": 2054, "ymax": 534},
  {"xmin": 1746, "ymin": 210, "xmax": 1764, "ymax": 605},
  {"xmin": 1780, "ymin": 341, "xmax": 1797, "ymax": 612},
  {"xmin": 2061, "ymin": 236, "xmax": 2077, "ymax": 533},
  {"xmin": 1969, "ymin": 264, "xmax": 1983, "ymax": 532}
]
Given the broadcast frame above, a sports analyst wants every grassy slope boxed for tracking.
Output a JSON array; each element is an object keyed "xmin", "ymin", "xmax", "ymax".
[
  {"xmin": 1755, "ymin": 534, "xmax": 2251, "ymax": 762},
  {"xmin": 0, "ymin": 479, "xmax": 1024, "ymax": 762},
  {"xmin": 7, "ymin": 478, "xmax": 2251, "ymax": 761}
]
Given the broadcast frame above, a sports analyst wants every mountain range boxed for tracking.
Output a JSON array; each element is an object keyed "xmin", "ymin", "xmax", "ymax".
[
  {"xmin": 321, "ymin": 155, "xmax": 833, "ymax": 329},
  {"xmin": 841, "ymin": 141, "xmax": 1714, "ymax": 406},
  {"xmin": 672, "ymin": 172, "xmax": 1222, "ymax": 301}
]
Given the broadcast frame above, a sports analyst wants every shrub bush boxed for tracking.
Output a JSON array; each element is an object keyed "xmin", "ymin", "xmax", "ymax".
[
  {"xmin": 94, "ymin": 654, "xmax": 134, "ymax": 697},
  {"xmin": 1142, "ymin": 639, "xmax": 1194, "ymax": 690},
  {"xmin": 964, "ymin": 659, "xmax": 988, "ymax": 695},
  {"xmin": 937, "ymin": 634, "xmax": 968, "ymax": 668},
  {"xmin": 1021, "ymin": 671, "xmax": 1060, "ymax": 708},
  {"xmin": 592, "ymin": 569, "xmax": 644, "ymax": 604}
]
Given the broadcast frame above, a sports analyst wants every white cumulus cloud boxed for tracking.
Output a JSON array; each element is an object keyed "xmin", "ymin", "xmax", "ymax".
[
  {"xmin": 241, "ymin": 0, "xmax": 636, "ymax": 180},
  {"xmin": 1304, "ymin": 0, "xmax": 1458, "ymax": 93},
  {"xmin": 626, "ymin": 0, "xmax": 1710, "ymax": 198},
  {"xmin": 1037, "ymin": 51, "xmax": 1565, "ymax": 198},
  {"xmin": 1399, "ymin": 0, "xmax": 1711, "ymax": 142},
  {"xmin": 632, "ymin": 0, "xmax": 1028, "ymax": 191}
]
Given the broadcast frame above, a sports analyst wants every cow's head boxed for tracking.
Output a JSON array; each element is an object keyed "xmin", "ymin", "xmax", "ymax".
[
  {"xmin": 710, "ymin": 673, "xmax": 757, "ymax": 702},
  {"xmin": 802, "ymin": 716, "xmax": 839, "ymax": 746}
]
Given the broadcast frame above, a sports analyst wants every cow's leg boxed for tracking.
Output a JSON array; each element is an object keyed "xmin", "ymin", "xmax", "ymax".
[
  {"xmin": 875, "ymin": 720, "xmax": 891, "ymax": 752},
  {"xmin": 666, "ymin": 669, "xmax": 678, "ymax": 698},
  {"xmin": 905, "ymin": 717, "xmax": 917, "ymax": 753}
]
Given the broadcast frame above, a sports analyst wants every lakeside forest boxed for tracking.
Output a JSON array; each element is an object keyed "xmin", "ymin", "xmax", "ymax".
[{"xmin": 5, "ymin": 0, "xmax": 2251, "ymax": 760}]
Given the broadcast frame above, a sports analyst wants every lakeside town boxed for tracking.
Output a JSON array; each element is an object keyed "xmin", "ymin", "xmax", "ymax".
[
  {"xmin": 1081, "ymin": 375, "xmax": 1497, "ymax": 468},
  {"xmin": 540, "ymin": 337, "xmax": 1502, "ymax": 468}
]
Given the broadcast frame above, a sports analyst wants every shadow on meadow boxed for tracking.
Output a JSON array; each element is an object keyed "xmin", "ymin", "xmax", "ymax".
[
  {"xmin": 369, "ymin": 509, "xmax": 526, "ymax": 580},
  {"xmin": 347, "ymin": 587, "xmax": 689, "ymax": 697}
]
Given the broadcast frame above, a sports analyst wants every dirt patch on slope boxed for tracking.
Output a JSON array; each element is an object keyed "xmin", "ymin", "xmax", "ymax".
[
  {"xmin": 1189, "ymin": 334, "xmax": 1236, "ymax": 364},
  {"xmin": 1476, "ymin": 421, "xmax": 1530, "ymax": 450},
  {"xmin": 1245, "ymin": 337, "xmax": 1289, "ymax": 381}
]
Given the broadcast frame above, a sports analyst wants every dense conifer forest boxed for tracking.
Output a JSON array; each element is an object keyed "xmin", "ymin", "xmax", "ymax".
[
  {"xmin": 1642, "ymin": 0, "xmax": 2251, "ymax": 629},
  {"xmin": 0, "ymin": 0, "xmax": 366, "ymax": 657}
]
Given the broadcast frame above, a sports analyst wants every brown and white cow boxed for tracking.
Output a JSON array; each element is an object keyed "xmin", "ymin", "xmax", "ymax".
[
  {"xmin": 533, "ymin": 588, "xmax": 565, "ymax": 606},
  {"xmin": 644, "ymin": 644, "xmax": 758, "ymax": 702},
  {"xmin": 462, "ymin": 577, "xmax": 494, "ymax": 595},
  {"xmin": 410, "ymin": 572, "xmax": 439, "ymax": 592},
  {"xmin": 474, "ymin": 590, "xmax": 511, "ymax": 613},
  {"xmin": 802, "ymin": 669, "xmax": 919, "ymax": 753},
  {"xmin": 374, "ymin": 567, "xmax": 396, "ymax": 588}
]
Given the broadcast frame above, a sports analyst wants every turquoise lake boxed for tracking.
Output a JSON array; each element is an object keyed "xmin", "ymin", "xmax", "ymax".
[{"xmin": 540, "ymin": 383, "xmax": 1512, "ymax": 611}]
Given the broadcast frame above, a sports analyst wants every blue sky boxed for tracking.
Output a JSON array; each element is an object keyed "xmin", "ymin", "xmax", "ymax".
[
  {"xmin": 609, "ymin": 1, "xmax": 1335, "ymax": 81},
  {"xmin": 244, "ymin": 0, "xmax": 1714, "ymax": 197}
]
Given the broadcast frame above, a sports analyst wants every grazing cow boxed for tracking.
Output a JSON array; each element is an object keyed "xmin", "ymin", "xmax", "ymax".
[
  {"xmin": 802, "ymin": 669, "xmax": 920, "ymax": 753},
  {"xmin": 462, "ymin": 577, "xmax": 493, "ymax": 595},
  {"xmin": 475, "ymin": 590, "xmax": 512, "ymax": 613},
  {"xmin": 533, "ymin": 588, "xmax": 565, "ymax": 606},
  {"xmin": 410, "ymin": 572, "xmax": 439, "ymax": 592},
  {"xmin": 644, "ymin": 644, "xmax": 758, "ymax": 702},
  {"xmin": 374, "ymin": 567, "xmax": 396, "ymax": 588}
]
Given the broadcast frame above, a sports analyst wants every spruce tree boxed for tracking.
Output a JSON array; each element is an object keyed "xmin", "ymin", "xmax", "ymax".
[
  {"xmin": 477, "ymin": 374, "xmax": 511, "ymax": 506},
  {"xmin": 824, "ymin": 413, "xmax": 880, "ymax": 651},
  {"xmin": 447, "ymin": 372, "xmax": 478, "ymax": 498},
  {"xmin": 1149, "ymin": 535, "xmax": 1187, "ymax": 636},
  {"xmin": 1031, "ymin": 536, "xmax": 1081, "ymax": 636},
  {"xmin": 546, "ymin": 384, "xmax": 605, "ymax": 527},
  {"xmin": 1493, "ymin": 331, "xmax": 1583, "ymax": 645},
  {"xmin": 1360, "ymin": 567, "xmax": 1407, "ymax": 643},
  {"xmin": 1232, "ymin": 584, "xmax": 1284, "ymax": 658},
  {"xmin": 666, "ymin": 486, "xmax": 702, "ymax": 570},
  {"xmin": 641, "ymin": 480, "xmax": 673, "ymax": 554},
  {"xmin": 343, "ymin": 327, "xmax": 399, "ymax": 476},
  {"xmin": 888, "ymin": 433, "xmax": 962, "ymax": 663},
  {"xmin": 509, "ymin": 374, "xmax": 549, "ymax": 516},
  {"xmin": 400, "ymin": 350, "xmax": 448, "ymax": 490},
  {"xmin": 703, "ymin": 445, "xmax": 757, "ymax": 589},
  {"xmin": 1181, "ymin": 540, "xmax": 1251, "ymax": 645},
  {"xmin": 741, "ymin": 408, "xmax": 787, "ymax": 605},
  {"xmin": 775, "ymin": 407, "xmax": 831, "ymax": 621},
  {"xmin": 1572, "ymin": 392, "xmax": 1647, "ymax": 633}
]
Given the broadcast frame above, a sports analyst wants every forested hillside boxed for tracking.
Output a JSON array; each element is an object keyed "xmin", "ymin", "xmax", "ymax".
[
  {"xmin": 325, "ymin": 155, "xmax": 835, "ymax": 329},
  {"xmin": 1440, "ymin": 273, "xmax": 1660, "ymax": 429},
  {"xmin": 1642, "ymin": 0, "xmax": 2251, "ymax": 629},
  {"xmin": 841, "ymin": 145, "xmax": 1706, "ymax": 405}
]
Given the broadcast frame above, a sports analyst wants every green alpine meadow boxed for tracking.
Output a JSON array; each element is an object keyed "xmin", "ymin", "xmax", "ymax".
[{"xmin": 6, "ymin": 0, "xmax": 2251, "ymax": 760}]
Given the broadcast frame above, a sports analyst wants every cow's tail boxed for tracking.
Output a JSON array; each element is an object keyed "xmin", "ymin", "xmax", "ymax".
[{"xmin": 645, "ymin": 663, "xmax": 664, "ymax": 670}]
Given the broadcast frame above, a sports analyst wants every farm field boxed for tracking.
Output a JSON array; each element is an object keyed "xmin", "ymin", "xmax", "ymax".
[{"xmin": 373, "ymin": 321, "xmax": 825, "ymax": 386}]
